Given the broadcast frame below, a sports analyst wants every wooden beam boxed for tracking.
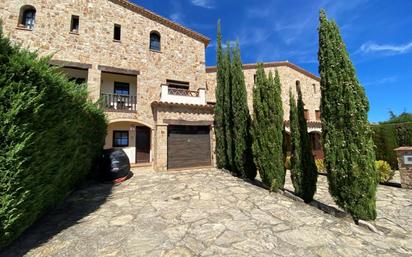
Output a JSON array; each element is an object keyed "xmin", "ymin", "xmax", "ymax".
[
  {"xmin": 163, "ymin": 119, "xmax": 213, "ymax": 126},
  {"xmin": 98, "ymin": 65, "xmax": 140, "ymax": 76},
  {"xmin": 49, "ymin": 60, "xmax": 92, "ymax": 70}
]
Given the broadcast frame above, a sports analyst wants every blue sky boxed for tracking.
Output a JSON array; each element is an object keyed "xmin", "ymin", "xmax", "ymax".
[{"xmin": 132, "ymin": 0, "xmax": 411, "ymax": 122}]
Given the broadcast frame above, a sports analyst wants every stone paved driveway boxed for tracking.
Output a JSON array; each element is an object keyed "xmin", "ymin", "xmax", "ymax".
[{"xmin": 2, "ymin": 169, "xmax": 411, "ymax": 257}]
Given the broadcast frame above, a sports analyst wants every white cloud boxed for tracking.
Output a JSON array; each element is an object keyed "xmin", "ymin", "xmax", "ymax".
[
  {"xmin": 170, "ymin": 12, "xmax": 183, "ymax": 23},
  {"xmin": 359, "ymin": 42, "xmax": 412, "ymax": 54},
  {"xmin": 191, "ymin": 0, "xmax": 214, "ymax": 9},
  {"xmin": 363, "ymin": 76, "xmax": 398, "ymax": 86}
]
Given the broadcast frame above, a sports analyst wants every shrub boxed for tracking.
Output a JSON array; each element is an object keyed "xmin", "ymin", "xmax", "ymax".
[
  {"xmin": 316, "ymin": 159, "xmax": 326, "ymax": 174},
  {"xmin": 375, "ymin": 160, "xmax": 394, "ymax": 183},
  {"xmin": 0, "ymin": 28, "xmax": 107, "ymax": 248},
  {"xmin": 285, "ymin": 156, "xmax": 291, "ymax": 170}
]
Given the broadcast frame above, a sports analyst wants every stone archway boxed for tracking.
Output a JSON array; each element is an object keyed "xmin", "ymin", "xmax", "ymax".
[{"xmin": 105, "ymin": 120, "xmax": 153, "ymax": 165}]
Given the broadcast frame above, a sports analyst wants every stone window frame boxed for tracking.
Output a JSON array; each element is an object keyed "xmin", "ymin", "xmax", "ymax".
[
  {"xmin": 113, "ymin": 23, "xmax": 122, "ymax": 41},
  {"xmin": 17, "ymin": 5, "xmax": 36, "ymax": 30},
  {"xmin": 70, "ymin": 15, "xmax": 80, "ymax": 34},
  {"xmin": 149, "ymin": 31, "xmax": 161, "ymax": 52}
]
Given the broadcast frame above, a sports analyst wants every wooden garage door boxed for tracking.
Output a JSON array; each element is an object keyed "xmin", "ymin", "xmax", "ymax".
[{"xmin": 167, "ymin": 125, "xmax": 211, "ymax": 169}]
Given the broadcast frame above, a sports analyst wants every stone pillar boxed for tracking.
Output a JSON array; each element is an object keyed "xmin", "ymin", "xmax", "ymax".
[
  {"xmin": 210, "ymin": 125, "xmax": 216, "ymax": 168},
  {"xmin": 87, "ymin": 66, "xmax": 101, "ymax": 102},
  {"xmin": 394, "ymin": 147, "xmax": 412, "ymax": 189},
  {"xmin": 154, "ymin": 125, "xmax": 168, "ymax": 172}
]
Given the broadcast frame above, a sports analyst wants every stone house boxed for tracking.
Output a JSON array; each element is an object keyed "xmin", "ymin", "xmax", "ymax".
[{"xmin": 0, "ymin": 0, "xmax": 322, "ymax": 171}]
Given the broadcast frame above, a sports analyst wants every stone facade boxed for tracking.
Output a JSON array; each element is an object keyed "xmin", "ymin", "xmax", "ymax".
[
  {"xmin": 206, "ymin": 62, "xmax": 322, "ymax": 123},
  {"xmin": 1, "ymin": 0, "xmax": 208, "ymax": 127},
  {"xmin": 395, "ymin": 147, "xmax": 412, "ymax": 189},
  {"xmin": 1, "ymin": 0, "xmax": 322, "ymax": 170}
]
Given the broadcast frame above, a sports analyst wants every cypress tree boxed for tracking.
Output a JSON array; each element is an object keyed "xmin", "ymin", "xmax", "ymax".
[
  {"xmin": 223, "ymin": 42, "xmax": 234, "ymax": 171},
  {"xmin": 297, "ymin": 87, "xmax": 318, "ymax": 202},
  {"xmin": 252, "ymin": 67, "xmax": 285, "ymax": 190},
  {"xmin": 289, "ymin": 91, "xmax": 303, "ymax": 196},
  {"xmin": 231, "ymin": 42, "xmax": 256, "ymax": 179},
  {"xmin": 318, "ymin": 10, "xmax": 377, "ymax": 220},
  {"xmin": 214, "ymin": 20, "xmax": 227, "ymax": 169}
]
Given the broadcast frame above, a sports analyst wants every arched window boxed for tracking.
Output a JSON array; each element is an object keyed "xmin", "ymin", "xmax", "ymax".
[
  {"xmin": 19, "ymin": 5, "xmax": 36, "ymax": 30},
  {"xmin": 150, "ymin": 31, "xmax": 161, "ymax": 51}
]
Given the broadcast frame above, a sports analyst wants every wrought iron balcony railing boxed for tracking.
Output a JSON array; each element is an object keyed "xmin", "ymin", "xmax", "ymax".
[
  {"xmin": 167, "ymin": 87, "xmax": 200, "ymax": 97},
  {"xmin": 160, "ymin": 84, "xmax": 206, "ymax": 105},
  {"xmin": 101, "ymin": 93, "xmax": 137, "ymax": 111}
]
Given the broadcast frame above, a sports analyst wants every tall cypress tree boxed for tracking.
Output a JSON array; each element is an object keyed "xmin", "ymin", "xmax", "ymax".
[
  {"xmin": 231, "ymin": 42, "xmax": 256, "ymax": 179},
  {"xmin": 214, "ymin": 20, "xmax": 227, "ymax": 169},
  {"xmin": 289, "ymin": 91, "xmax": 303, "ymax": 196},
  {"xmin": 252, "ymin": 67, "xmax": 285, "ymax": 190},
  {"xmin": 318, "ymin": 10, "xmax": 377, "ymax": 220},
  {"xmin": 271, "ymin": 71, "xmax": 286, "ymax": 189},
  {"xmin": 296, "ymin": 87, "xmax": 317, "ymax": 203},
  {"xmin": 223, "ymin": 42, "xmax": 234, "ymax": 171}
]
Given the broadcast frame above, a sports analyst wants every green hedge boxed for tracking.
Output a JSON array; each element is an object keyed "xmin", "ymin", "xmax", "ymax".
[
  {"xmin": 372, "ymin": 122, "xmax": 412, "ymax": 169},
  {"xmin": 0, "ymin": 27, "xmax": 107, "ymax": 248}
]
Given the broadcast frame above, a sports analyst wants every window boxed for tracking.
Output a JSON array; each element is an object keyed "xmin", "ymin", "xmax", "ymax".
[
  {"xmin": 70, "ymin": 15, "xmax": 79, "ymax": 33},
  {"xmin": 113, "ymin": 131, "xmax": 129, "ymax": 147},
  {"xmin": 166, "ymin": 80, "xmax": 189, "ymax": 89},
  {"xmin": 304, "ymin": 109, "xmax": 309, "ymax": 120},
  {"xmin": 315, "ymin": 110, "xmax": 321, "ymax": 121},
  {"xmin": 69, "ymin": 77, "xmax": 86, "ymax": 85},
  {"xmin": 150, "ymin": 31, "xmax": 161, "ymax": 51},
  {"xmin": 313, "ymin": 84, "xmax": 317, "ymax": 93},
  {"xmin": 19, "ymin": 5, "xmax": 36, "ymax": 30},
  {"xmin": 254, "ymin": 74, "xmax": 257, "ymax": 83},
  {"xmin": 296, "ymin": 80, "xmax": 301, "ymax": 93},
  {"xmin": 114, "ymin": 24, "xmax": 121, "ymax": 41},
  {"xmin": 114, "ymin": 82, "xmax": 130, "ymax": 95}
]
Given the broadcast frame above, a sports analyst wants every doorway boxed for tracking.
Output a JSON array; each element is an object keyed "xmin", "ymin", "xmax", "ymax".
[{"xmin": 136, "ymin": 126, "xmax": 151, "ymax": 163}]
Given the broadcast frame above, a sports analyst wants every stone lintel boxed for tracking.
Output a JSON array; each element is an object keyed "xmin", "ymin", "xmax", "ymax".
[
  {"xmin": 98, "ymin": 65, "xmax": 140, "ymax": 76},
  {"xmin": 49, "ymin": 59, "xmax": 92, "ymax": 70}
]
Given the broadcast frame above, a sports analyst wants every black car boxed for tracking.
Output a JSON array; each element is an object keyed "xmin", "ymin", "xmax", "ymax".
[{"xmin": 100, "ymin": 149, "xmax": 131, "ymax": 182}]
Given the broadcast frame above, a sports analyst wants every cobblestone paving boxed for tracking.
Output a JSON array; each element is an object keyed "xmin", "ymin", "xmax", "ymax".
[
  {"xmin": 285, "ymin": 170, "xmax": 412, "ymax": 243},
  {"xmin": 3, "ymin": 169, "xmax": 411, "ymax": 257}
]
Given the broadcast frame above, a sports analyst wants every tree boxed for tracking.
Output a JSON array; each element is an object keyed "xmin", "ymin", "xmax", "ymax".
[
  {"xmin": 296, "ymin": 87, "xmax": 317, "ymax": 202},
  {"xmin": 318, "ymin": 10, "xmax": 377, "ymax": 220},
  {"xmin": 252, "ymin": 66, "xmax": 285, "ymax": 190},
  {"xmin": 231, "ymin": 42, "xmax": 256, "ymax": 179},
  {"xmin": 223, "ymin": 42, "xmax": 234, "ymax": 171},
  {"xmin": 214, "ymin": 20, "xmax": 227, "ymax": 169},
  {"xmin": 289, "ymin": 91, "xmax": 303, "ymax": 196}
]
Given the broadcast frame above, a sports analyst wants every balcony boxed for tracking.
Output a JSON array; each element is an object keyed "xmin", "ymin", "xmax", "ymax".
[
  {"xmin": 160, "ymin": 84, "xmax": 206, "ymax": 105},
  {"xmin": 101, "ymin": 93, "xmax": 137, "ymax": 111}
]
